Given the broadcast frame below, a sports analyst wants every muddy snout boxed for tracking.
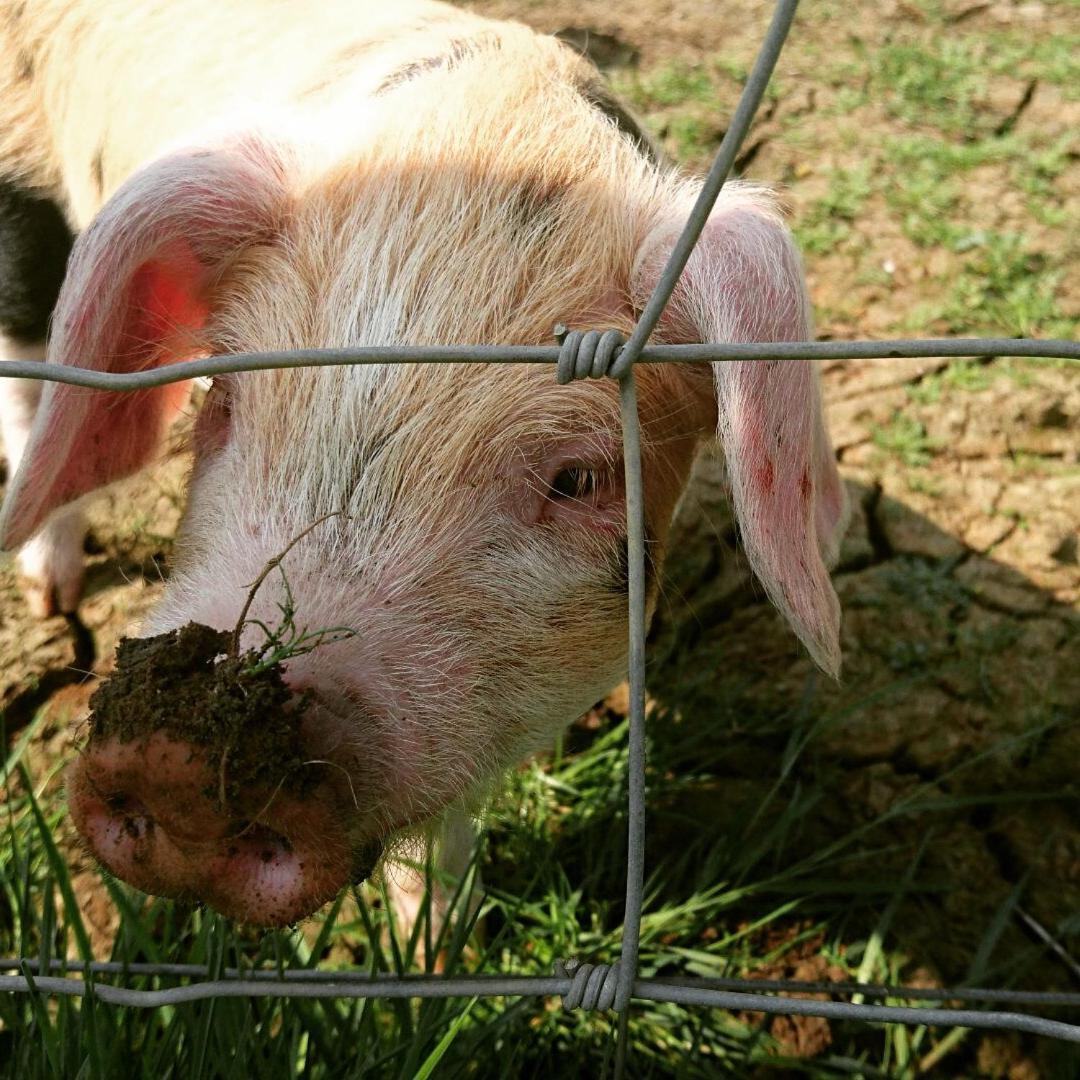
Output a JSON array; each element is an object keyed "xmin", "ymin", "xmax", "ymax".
[{"xmin": 67, "ymin": 622, "xmax": 381, "ymax": 926}]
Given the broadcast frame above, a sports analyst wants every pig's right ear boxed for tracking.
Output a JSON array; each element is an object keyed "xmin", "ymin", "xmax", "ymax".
[
  {"xmin": 632, "ymin": 184, "xmax": 848, "ymax": 677},
  {"xmin": 0, "ymin": 137, "xmax": 291, "ymax": 550}
]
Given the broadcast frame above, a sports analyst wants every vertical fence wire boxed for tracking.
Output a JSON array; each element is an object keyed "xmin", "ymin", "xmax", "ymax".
[{"xmin": 609, "ymin": 0, "xmax": 802, "ymax": 1069}]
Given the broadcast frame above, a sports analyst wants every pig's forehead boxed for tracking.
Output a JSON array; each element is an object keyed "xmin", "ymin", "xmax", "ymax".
[
  {"xmin": 237, "ymin": 361, "xmax": 624, "ymax": 455},
  {"xmin": 207, "ymin": 114, "xmax": 681, "ymax": 364}
]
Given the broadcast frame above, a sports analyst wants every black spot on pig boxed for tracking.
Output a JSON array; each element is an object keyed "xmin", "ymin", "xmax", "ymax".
[
  {"xmin": 508, "ymin": 176, "xmax": 568, "ymax": 239},
  {"xmin": 297, "ymin": 37, "xmax": 396, "ymax": 99},
  {"xmin": 375, "ymin": 33, "xmax": 502, "ymax": 96},
  {"xmin": 576, "ymin": 78, "xmax": 659, "ymax": 163},
  {"xmin": 376, "ymin": 52, "xmax": 450, "ymax": 94},
  {"xmin": 0, "ymin": 179, "xmax": 73, "ymax": 342},
  {"xmin": 90, "ymin": 147, "xmax": 105, "ymax": 198}
]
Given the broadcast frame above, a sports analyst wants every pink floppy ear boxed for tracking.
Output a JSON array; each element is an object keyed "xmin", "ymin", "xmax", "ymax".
[
  {"xmin": 633, "ymin": 183, "xmax": 848, "ymax": 676},
  {"xmin": 0, "ymin": 137, "xmax": 291, "ymax": 549}
]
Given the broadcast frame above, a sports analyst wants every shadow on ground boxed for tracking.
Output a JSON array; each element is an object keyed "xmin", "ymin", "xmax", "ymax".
[{"xmin": 537, "ymin": 450, "xmax": 1078, "ymax": 1003}]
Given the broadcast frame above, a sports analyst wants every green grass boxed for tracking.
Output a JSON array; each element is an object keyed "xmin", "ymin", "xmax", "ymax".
[
  {"xmin": 5, "ymin": 673, "xmax": 1078, "ymax": 1077},
  {"xmin": 942, "ymin": 232, "xmax": 1068, "ymax": 338},
  {"xmin": 906, "ymin": 359, "xmax": 995, "ymax": 405},
  {"xmin": 610, "ymin": 57, "xmax": 783, "ymax": 164},
  {"xmin": 793, "ymin": 166, "xmax": 875, "ymax": 256},
  {"xmin": 620, "ymin": 61, "xmax": 717, "ymax": 108},
  {"xmin": 873, "ymin": 39, "xmax": 989, "ymax": 135},
  {"xmin": 871, "ymin": 412, "xmax": 941, "ymax": 468}
]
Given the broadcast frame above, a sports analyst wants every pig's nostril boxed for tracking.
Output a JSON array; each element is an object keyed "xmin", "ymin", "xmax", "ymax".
[
  {"xmin": 103, "ymin": 791, "xmax": 155, "ymax": 836},
  {"xmin": 226, "ymin": 822, "xmax": 293, "ymax": 861},
  {"xmin": 122, "ymin": 814, "xmax": 154, "ymax": 841},
  {"xmin": 105, "ymin": 791, "xmax": 135, "ymax": 813}
]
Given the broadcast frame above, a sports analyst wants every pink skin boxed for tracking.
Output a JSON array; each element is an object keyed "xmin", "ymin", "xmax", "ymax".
[
  {"xmin": 61, "ymin": 366, "xmax": 710, "ymax": 926},
  {"xmin": 0, "ymin": 339, "xmax": 86, "ymax": 617},
  {"xmin": 1, "ymin": 141, "xmax": 846, "ymax": 927},
  {"xmin": 68, "ymin": 731, "xmax": 372, "ymax": 926}
]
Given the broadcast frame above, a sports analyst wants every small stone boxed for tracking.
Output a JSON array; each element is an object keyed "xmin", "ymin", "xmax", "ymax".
[
  {"xmin": 875, "ymin": 494, "xmax": 966, "ymax": 560},
  {"xmin": 1051, "ymin": 533, "xmax": 1078, "ymax": 565}
]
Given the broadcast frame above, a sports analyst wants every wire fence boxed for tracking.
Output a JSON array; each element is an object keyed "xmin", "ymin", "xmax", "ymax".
[{"xmin": 1, "ymin": 0, "xmax": 1078, "ymax": 1072}]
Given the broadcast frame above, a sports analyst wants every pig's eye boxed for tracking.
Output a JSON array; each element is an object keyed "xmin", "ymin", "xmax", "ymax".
[
  {"xmin": 527, "ymin": 441, "xmax": 624, "ymax": 529},
  {"xmin": 549, "ymin": 467, "xmax": 598, "ymax": 502},
  {"xmin": 536, "ymin": 458, "xmax": 623, "ymax": 530}
]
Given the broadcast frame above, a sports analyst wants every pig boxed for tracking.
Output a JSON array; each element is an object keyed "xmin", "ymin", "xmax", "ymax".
[
  {"xmin": 0, "ymin": 0, "xmax": 848, "ymax": 927},
  {"xmin": 0, "ymin": 184, "xmax": 82, "ymax": 617}
]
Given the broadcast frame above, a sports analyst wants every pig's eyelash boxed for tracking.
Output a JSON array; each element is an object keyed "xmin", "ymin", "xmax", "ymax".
[{"xmin": 548, "ymin": 466, "xmax": 599, "ymax": 502}]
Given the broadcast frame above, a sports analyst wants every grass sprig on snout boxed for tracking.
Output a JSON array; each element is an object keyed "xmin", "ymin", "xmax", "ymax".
[
  {"xmin": 242, "ymin": 566, "xmax": 357, "ymax": 676},
  {"xmin": 230, "ymin": 512, "xmax": 358, "ymax": 674}
]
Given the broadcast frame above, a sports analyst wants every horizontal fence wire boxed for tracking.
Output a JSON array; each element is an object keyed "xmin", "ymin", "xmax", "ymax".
[
  {"xmin": 2, "ymin": 0, "xmax": 1078, "ymax": 1067},
  {"xmin": 2, "ymin": 970, "xmax": 1079, "ymax": 1043},
  {"xmin": 6, "ymin": 959, "xmax": 1080, "ymax": 1006},
  {"xmin": 0, "ymin": 338, "xmax": 1077, "ymax": 390}
]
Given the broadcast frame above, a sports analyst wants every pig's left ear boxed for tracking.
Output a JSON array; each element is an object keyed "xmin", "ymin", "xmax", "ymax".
[
  {"xmin": 632, "ymin": 184, "xmax": 848, "ymax": 676},
  {"xmin": 0, "ymin": 136, "xmax": 292, "ymax": 549}
]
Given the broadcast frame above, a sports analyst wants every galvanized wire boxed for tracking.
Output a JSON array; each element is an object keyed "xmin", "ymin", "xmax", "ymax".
[
  {"xmin": 609, "ymin": 1, "xmax": 801, "ymax": 1046},
  {"xmin": 2, "ymin": 971, "xmax": 1079, "ymax": 1043},
  {"xmin": 2, "ymin": 0, "xmax": 1079, "ymax": 1066},
  {"xmin": 607, "ymin": 0, "xmax": 801, "ymax": 380},
  {"xmin": 7, "ymin": 960, "xmax": 1080, "ymax": 1009},
  {"xmin": 1, "ymin": 338, "xmax": 1076, "ymax": 391}
]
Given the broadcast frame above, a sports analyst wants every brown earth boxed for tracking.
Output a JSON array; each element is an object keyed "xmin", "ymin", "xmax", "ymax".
[{"xmin": 86, "ymin": 622, "xmax": 310, "ymax": 803}]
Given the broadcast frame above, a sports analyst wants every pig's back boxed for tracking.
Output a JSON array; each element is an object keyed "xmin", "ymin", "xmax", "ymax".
[{"xmin": 0, "ymin": 0, "xmax": 531, "ymax": 225}]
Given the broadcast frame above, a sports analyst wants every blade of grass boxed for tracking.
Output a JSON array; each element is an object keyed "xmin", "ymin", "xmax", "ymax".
[
  {"xmin": 413, "ymin": 997, "xmax": 479, "ymax": 1080},
  {"xmin": 21, "ymin": 764, "xmax": 94, "ymax": 964}
]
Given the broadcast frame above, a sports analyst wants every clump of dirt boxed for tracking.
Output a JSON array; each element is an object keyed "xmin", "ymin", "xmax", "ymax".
[{"xmin": 86, "ymin": 622, "xmax": 312, "ymax": 803}]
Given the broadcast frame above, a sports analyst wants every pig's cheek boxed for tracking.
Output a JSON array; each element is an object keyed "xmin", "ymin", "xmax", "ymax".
[
  {"xmin": 278, "ymin": 652, "xmax": 463, "ymax": 829},
  {"xmin": 501, "ymin": 564, "xmax": 629, "ymax": 724}
]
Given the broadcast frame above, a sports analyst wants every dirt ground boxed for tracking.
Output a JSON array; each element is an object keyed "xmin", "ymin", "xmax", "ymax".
[
  {"xmin": 1, "ymin": 0, "xmax": 1077, "ymax": 1069},
  {"xmin": 491, "ymin": 0, "xmax": 1080, "ymax": 1008}
]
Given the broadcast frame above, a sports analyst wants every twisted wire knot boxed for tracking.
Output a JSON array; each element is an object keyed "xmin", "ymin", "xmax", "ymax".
[
  {"xmin": 553, "ymin": 958, "xmax": 622, "ymax": 1011},
  {"xmin": 554, "ymin": 325, "xmax": 628, "ymax": 385}
]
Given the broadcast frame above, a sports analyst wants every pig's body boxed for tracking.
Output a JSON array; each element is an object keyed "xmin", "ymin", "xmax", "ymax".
[
  {"xmin": 0, "ymin": 0, "xmax": 848, "ymax": 925},
  {"xmin": 2, "ymin": 0, "xmax": 549, "ymax": 220}
]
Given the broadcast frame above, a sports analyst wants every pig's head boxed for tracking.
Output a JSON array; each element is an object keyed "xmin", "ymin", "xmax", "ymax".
[{"xmin": 0, "ymin": 87, "xmax": 846, "ymax": 924}]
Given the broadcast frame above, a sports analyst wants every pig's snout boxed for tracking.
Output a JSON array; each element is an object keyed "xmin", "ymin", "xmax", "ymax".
[{"xmin": 67, "ymin": 731, "xmax": 380, "ymax": 926}]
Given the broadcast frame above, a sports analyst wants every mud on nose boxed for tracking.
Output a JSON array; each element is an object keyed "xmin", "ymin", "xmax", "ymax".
[{"xmin": 67, "ymin": 731, "xmax": 380, "ymax": 926}]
